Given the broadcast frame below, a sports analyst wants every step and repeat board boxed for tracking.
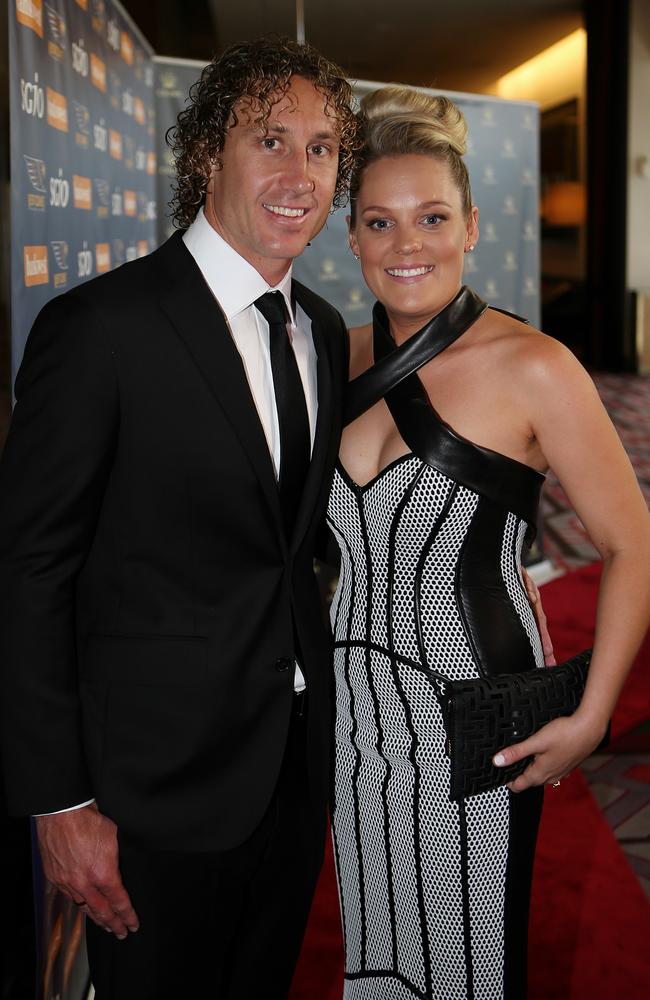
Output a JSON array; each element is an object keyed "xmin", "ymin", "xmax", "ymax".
[{"xmin": 10, "ymin": 0, "xmax": 157, "ymax": 384}]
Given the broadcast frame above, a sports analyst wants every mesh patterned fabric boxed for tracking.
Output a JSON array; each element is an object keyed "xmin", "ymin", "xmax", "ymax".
[{"xmin": 327, "ymin": 456, "xmax": 544, "ymax": 1000}]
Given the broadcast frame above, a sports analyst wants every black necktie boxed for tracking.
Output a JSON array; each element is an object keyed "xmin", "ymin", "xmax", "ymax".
[{"xmin": 254, "ymin": 292, "xmax": 311, "ymax": 536}]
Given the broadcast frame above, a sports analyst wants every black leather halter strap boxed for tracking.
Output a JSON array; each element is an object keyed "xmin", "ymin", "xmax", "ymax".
[
  {"xmin": 344, "ymin": 285, "xmax": 545, "ymax": 532},
  {"xmin": 345, "ymin": 286, "xmax": 487, "ymax": 426}
]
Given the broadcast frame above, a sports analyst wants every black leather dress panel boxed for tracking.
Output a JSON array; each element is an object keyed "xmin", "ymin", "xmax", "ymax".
[{"xmin": 455, "ymin": 496, "xmax": 539, "ymax": 678}]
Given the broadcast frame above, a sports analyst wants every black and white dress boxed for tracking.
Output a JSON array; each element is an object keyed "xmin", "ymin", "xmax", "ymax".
[{"xmin": 326, "ymin": 289, "xmax": 546, "ymax": 1000}]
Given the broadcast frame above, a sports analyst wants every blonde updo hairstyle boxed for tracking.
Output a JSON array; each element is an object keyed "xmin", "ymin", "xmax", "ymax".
[{"xmin": 349, "ymin": 87, "xmax": 473, "ymax": 224}]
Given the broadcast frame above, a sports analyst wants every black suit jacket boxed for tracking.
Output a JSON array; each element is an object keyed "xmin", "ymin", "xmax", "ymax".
[{"xmin": 0, "ymin": 231, "xmax": 347, "ymax": 851}]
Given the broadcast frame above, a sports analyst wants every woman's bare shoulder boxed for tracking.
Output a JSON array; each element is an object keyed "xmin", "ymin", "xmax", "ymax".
[
  {"xmin": 484, "ymin": 308, "xmax": 595, "ymax": 399},
  {"xmin": 347, "ymin": 323, "xmax": 374, "ymax": 380}
]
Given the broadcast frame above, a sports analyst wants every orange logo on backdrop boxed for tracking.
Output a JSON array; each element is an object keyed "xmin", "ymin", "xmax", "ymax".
[
  {"xmin": 75, "ymin": 0, "xmax": 88, "ymax": 8},
  {"xmin": 146, "ymin": 151, "xmax": 156, "ymax": 176},
  {"xmin": 137, "ymin": 240, "xmax": 148, "ymax": 258},
  {"xmin": 95, "ymin": 243, "xmax": 111, "ymax": 273},
  {"xmin": 120, "ymin": 31, "xmax": 134, "ymax": 65},
  {"xmin": 73, "ymin": 174, "xmax": 92, "ymax": 210},
  {"xmin": 109, "ymin": 129, "xmax": 122, "ymax": 160},
  {"xmin": 123, "ymin": 189, "xmax": 136, "ymax": 216},
  {"xmin": 133, "ymin": 97, "xmax": 145, "ymax": 126},
  {"xmin": 90, "ymin": 53, "xmax": 106, "ymax": 92},
  {"xmin": 16, "ymin": 0, "xmax": 43, "ymax": 37},
  {"xmin": 24, "ymin": 245, "xmax": 49, "ymax": 286},
  {"xmin": 46, "ymin": 87, "xmax": 68, "ymax": 132}
]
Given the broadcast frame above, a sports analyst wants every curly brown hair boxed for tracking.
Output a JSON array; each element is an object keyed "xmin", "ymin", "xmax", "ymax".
[{"xmin": 167, "ymin": 35, "xmax": 360, "ymax": 229}]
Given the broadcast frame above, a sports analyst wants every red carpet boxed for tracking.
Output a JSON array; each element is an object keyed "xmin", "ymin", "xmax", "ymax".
[
  {"xmin": 290, "ymin": 835, "xmax": 343, "ymax": 1000},
  {"xmin": 529, "ymin": 771, "xmax": 650, "ymax": 998},
  {"xmin": 529, "ymin": 562, "xmax": 650, "ymax": 998},
  {"xmin": 291, "ymin": 563, "xmax": 650, "ymax": 998}
]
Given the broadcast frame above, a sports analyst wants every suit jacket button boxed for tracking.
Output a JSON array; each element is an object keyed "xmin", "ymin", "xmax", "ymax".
[{"xmin": 274, "ymin": 657, "xmax": 293, "ymax": 673}]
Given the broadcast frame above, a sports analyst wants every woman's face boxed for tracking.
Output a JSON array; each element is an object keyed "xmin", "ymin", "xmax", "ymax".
[{"xmin": 349, "ymin": 153, "xmax": 478, "ymax": 333}]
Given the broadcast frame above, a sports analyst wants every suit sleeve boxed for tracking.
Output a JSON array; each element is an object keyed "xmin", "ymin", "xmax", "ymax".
[{"xmin": 0, "ymin": 292, "xmax": 119, "ymax": 816}]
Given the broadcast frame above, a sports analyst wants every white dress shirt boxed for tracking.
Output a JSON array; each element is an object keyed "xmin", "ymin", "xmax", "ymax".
[
  {"xmin": 37, "ymin": 213, "xmax": 316, "ymax": 816},
  {"xmin": 183, "ymin": 209, "xmax": 318, "ymax": 475}
]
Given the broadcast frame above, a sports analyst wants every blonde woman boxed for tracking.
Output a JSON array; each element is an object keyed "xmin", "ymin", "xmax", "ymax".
[{"xmin": 325, "ymin": 88, "xmax": 650, "ymax": 999}]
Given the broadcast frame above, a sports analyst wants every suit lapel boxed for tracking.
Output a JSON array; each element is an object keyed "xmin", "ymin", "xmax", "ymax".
[
  {"xmin": 290, "ymin": 289, "xmax": 335, "ymax": 553},
  {"xmin": 156, "ymin": 234, "xmax": 286, "ymax": 547}
]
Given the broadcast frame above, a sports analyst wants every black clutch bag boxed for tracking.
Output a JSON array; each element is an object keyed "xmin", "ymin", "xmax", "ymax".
[{"xmin": 438, "ymin": 649, "xmax": 593, "ymax": 801}]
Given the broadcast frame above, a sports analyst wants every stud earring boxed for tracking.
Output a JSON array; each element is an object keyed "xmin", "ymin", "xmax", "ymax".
[
  {"xmin": 350, "ymin": 248, "xmax": 360, "ymax": 260},
  {"xmin": 464, "ymin": 244, "xmax": 475, "ymax": 254}
]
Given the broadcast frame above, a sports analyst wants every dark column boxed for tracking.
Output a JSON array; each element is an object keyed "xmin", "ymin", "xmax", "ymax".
[
  {"xmin": 585, "ymin": 0, "xmax": 633, "ymax": 371},
  {"xmin": 119, "ymin": 0, "xmax": 217, "ymax": 60}
]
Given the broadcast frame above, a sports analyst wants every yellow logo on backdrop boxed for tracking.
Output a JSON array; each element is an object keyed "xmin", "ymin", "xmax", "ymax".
[
  {"xmin": 46, "ymin": 87, "xmax": 68, "ymax": 132},
  {"xmin": 51, "ymin": 240, "xmax": 69, "ymax": 287},
  {"xmin": 16, "ymin": 0, "xmax": 43, "ymax": 37},
  {"xmin": 24, "ymin": 154, "xmax": 47, "ymax": 210},
  {"xmin": 121, "ymin": 31, "xmax": 134, "ymax": 65},
  {"xmin": 73, "ymin": 174, "xmax": 92, "ymax": 210},
  {"xmin": 109, "ymin": 129, "xmax": 122, "ymax": 160},
  {"xmin": 45, "ymin": 3, "xmax": 67, "ymax": 61},
  {"xmin": 94, "ymin": 178, "xmax": 110, "ymax": 218},
  {"xmin": 146, "ymin": 151, "xmax": 156, "ymax": 176},
  {"xmin": 90, "ymin": 52, "xmax": 106, "ymax": 92},
  {"xmin": 123, "ymin": 189, "xmax": 136, "ymax": 216},
  {"xmin": 24, "ymin": 245, "xmax": 49, "ymax": 286},
  {"xmin": 133, "ymin": 96, "xmax": 145, "ymax": 126},
  {"xmin": 95, "ymin": 243, "xmax": 111, "ymax": 273},
  {"xmin": 73, "ymin": 100, "xmax": 90, "ymax": 147},
  {"xmin": 91, "ymin": 0, "xmax": 105, "ymax": 34}
]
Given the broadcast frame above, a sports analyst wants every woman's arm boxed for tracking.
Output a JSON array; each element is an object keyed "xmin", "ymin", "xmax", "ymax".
[
  {"xmin": 521, "ymin": 568, "xmax": 556, "ymax": 666},
  {"xmin": 494, "ymin": 338, "xmax": 650, "ymax": 790}
]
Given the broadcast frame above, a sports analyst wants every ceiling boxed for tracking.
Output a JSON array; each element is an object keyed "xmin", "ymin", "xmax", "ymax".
[
  {"xmin": 210, "ymin": 0, "xmax": 583, "ymax": 93},
  {"xmin": 121, "ymin": 0, "xmax": 584, "ymax": 94}
]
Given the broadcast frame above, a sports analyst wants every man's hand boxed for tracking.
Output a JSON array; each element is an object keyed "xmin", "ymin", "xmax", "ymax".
[
  {"xmin": 35, "ymin": 802, "xmax": 139, "ymax": 939},
  {"xmin": 521, "ymin": 567, "xmax": 556, "ymax": 666}
]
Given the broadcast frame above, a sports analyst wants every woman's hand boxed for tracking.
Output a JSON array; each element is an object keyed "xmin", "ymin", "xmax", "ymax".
[{"xmin": 492, "ymin": 711, "xmax": 608, "ymax": 793}]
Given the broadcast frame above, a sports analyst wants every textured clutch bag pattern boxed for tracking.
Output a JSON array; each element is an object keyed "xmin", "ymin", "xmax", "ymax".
[{"xmin": 438, "ymin": 649, "xmax": 593, "ymax": 801}]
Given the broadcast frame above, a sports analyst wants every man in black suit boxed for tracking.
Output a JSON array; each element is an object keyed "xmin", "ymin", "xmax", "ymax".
[{"xmin": 0, "ymin": 37, "xmax": 358, "ymax": 998}]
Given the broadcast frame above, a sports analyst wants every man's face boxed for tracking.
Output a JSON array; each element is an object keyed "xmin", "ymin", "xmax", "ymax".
[{"xmin": 204, "ymin": 75, "xmax": 340, "ymax": 285}]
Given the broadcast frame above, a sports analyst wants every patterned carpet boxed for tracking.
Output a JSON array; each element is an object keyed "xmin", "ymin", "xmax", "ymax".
[
  {"xmin": 541, "ymin": 372, "xmax": 650, "ymax": 569},
  {"xmin": 583, "ymin": 748, "xmax": 650, "ymax": 899}
]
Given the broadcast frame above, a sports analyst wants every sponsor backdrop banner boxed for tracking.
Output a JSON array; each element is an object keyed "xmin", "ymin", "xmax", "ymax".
[
  {"xmin": 153, "ymin": 55, "xmax": 206, "ymax": 244},
  {"xmin": 10, "ymin": 0, "xmax": 157, "ymax": 385},
  {"xmin": 294, "ymin": 84, "xmax": 540, "ymax": 330}
]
